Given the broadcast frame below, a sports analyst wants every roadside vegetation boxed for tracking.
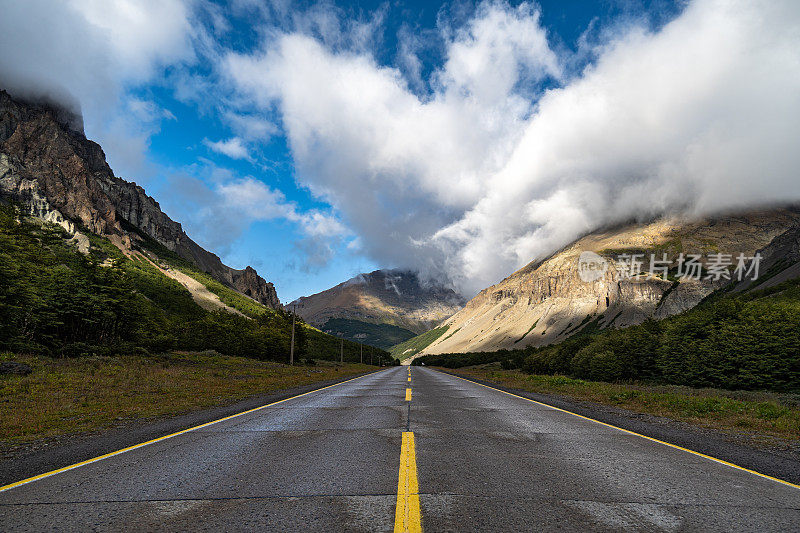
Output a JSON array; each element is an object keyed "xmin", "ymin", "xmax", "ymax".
[
  {"xmin": 0, "ymin": 351, "xmax": 375, "ymax": 443},
  {"xmin": 415, "ymin": 278, "xmax": 800, "ymax": 393},
  {"xmin": 390, "ymin": 325, "xmax": 450, "ymax": 360},
  {"xmin": 444, "ymin": 367, "xmax": 800, "ymax": 442},
  {"xmin": 0, "ymin": 206, "xmax": 396, "ymax": 364}
]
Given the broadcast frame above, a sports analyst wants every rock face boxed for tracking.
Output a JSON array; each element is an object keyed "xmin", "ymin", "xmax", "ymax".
[
  {"xmin": 0, "ymin": 89, "xmax": 281, "ymax": 309},
  {"xmin": 291, "ymin": 269, "xmax": 466, "ymax": 335},
  {"xmin": 232, "ymin": 266, "xmax": 281, "ymax": 309},
  {"xmin": 421, "ymin": 208, "xmax": 800, "ymax": 355}
]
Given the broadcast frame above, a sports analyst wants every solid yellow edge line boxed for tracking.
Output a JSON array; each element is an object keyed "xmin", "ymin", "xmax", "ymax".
[
  {"xmin": 438, "ymin": 369, "xmax": 800, "ymax": 491},
  {"xmin": 405, "ymin": 388, "xmax": 412, "ymax": 401},
  {"xmin": 0, "ymin": 369, "xmax": 385, "ymax": 493},
  {"xmin": 394, "ymin": 431, "xmax": 422, "ymax": 533}
]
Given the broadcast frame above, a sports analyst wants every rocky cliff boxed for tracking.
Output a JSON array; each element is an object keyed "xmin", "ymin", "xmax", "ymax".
[
  {"xmin": 0, "ymin": 89, "xmax": 280, "ymax": 309},
  {"xmin": 291, "ymin": 269, "xmax": 465, "ymax": 335},
  {"xmin": 421, "ymin": 208, "xmax": 800, "ymax": 355}
]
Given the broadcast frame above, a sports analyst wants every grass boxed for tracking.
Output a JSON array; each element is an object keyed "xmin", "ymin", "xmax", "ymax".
[
  {"xmin": 0, "ymin": 352, "xmax": 375, "ymax": 444},
  {"xmin": 445, "ymin": 367, "xmax": 800, "ymax": 443},
  {"xmin": 390, "ymin": 325, "xmax": 450, "ymax": 360},
  {"xmin": 181, "ymin": 268, "xmax": 272, "ymax": 318}
]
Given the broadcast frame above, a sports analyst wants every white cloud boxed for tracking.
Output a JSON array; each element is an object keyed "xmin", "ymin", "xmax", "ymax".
[
  {"xmin": 164, "ymin": 168, "xmax": 348, "ymax": 270},
  {"xmin": 203, "ymin": 137, "xmax": 251, "ymax": 160},
  {"xmin": 65, "ymin": 0, "xmax": 195, "ymax": 80},
  {"xmin": 216, "ymin": 177, "xmax": 346, "ymax": 239},
  {"xmin": 0, "ymin": 0, "xmax": 198, "ymax": 178},
  {"xmin": 127, "ymin": 97, "xmax": 177, "ymax": 123},
  {"xmin": 216, "ymin": 177, "xmax": 291, "ymax": 219},
  {"xmin": 5, "ymin": 0, "xmax": 800, "ymax": 296},
  {"xmin": 224, "ymin": 0, "xmax": 800, "ymax": 295},
  {"xmin": 223, "ymin": 111, "xmax": 279, "ymax": 142}
]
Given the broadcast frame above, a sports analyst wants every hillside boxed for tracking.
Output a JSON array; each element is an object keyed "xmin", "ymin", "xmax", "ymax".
[
  {"xmin": 0, "ymin": 89, "xmax": 392, "ymax": 364},
  {"xmin": 420, "ymin": 208, "xmax": 800, "ymax": 356},
  {"xmin": 0, "ymin": 89, "xmax": 280, "ymax": 309},
  {"xmin": 416, "ymin": 215, "xmax": 800, "ymax": 392},
  {"xmin": 291, "ymin": 269, "xmax": 465, "ymax": 347}
]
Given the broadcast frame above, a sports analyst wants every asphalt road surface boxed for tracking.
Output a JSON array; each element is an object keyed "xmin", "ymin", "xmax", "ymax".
[{"xmin": 1, "ymin": 366, "xmax": 799, "ymax": 532}]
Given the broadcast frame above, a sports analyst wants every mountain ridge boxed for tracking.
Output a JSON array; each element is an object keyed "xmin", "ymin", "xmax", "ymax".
[
  {"xmin": 420, "ymin": 207, "xmax": 800, "ymax": 356},
  {"xmin": 290, "ymin": 269, "xmax": 466, "ymax": 347},
  {"xmin": 0, "ymin": 89, "xmax": 280, "ymax": 309}
]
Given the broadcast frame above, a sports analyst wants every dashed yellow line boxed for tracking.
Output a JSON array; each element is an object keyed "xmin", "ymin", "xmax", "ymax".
[
  {"xmin": 394, "ymin": 431, "xmax": 422, "ymax": 533},
  {"xmin": 441, "ymin": 370, "xmax": 800, "ymax": 490},
  {"xmin": 0, "ymin": 370, "xmax": 385, "ymax": 493},
  {"xmin": 408, "ymin": 377, "xmax": 411, "ymax": 382},
  {"xmin": 405, "ymin": 388, "xmax": 412, "ymax": 401}
]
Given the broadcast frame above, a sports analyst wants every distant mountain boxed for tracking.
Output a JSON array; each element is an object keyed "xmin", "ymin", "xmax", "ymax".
[
  {"xmin": 290, "ymin": 269, "xmax": 466, "ymax": 348},
  {"xmin": 420, "ymin": 208, "xmax": 800, "ymax": 356},
  {"xmin": 0, "ymin": 89, "xmax": 280, "ymax": 309}
]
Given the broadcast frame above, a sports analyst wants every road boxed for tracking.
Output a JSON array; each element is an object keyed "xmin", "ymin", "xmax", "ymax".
[{"xmin": 1, "ymin": 366, "xmax": 799, "ymax": 531}]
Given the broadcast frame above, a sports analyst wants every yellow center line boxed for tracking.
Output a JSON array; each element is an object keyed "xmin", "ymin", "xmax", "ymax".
[
  {"xmin": 408, "ymin": 377, "xmax": 411, "ymax": 382},
  {"xmin": 394, "ymin": 431, "xmax": 422, "ymax": 533},
  {"xmin": 405, "ymin": 388, "xmax": 412, "ymax": 401}
]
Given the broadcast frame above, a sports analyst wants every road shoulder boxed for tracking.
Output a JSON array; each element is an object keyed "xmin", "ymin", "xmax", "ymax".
[
  {"xmin": 0, "ymin": 370, "xmax": 379, "ymax": 486},
  {"xmin": 436, "ymin": 368, "xmax": 800, "ymax": 485}
]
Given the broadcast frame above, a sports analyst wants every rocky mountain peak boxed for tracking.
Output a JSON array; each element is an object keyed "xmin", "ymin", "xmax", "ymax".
[
  {"xmin": 0, "ymin": 89, "xmax": 281, "ymax": 310},
  {"xmin": 421, "ymin": 208, "xmax": 800, "ymax": 355},
  {"xmin": 291, "ymin": 269, "xmax": 466, "ymax": 335}
]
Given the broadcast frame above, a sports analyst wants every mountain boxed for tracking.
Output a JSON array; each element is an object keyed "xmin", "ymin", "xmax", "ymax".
[
  {"xmin": 0, "ymin": 88, "xmax": 395, "ymax": 363},
  {"xmin": 419, "ymin": 208, "xmax": 800, "ymax": 356},
  {"xmin": 0, "ymin": 89, "xmax": 280, "ymax": 309},
  {"xmin": 290, "ymin": 269, "xmax": 466, "ymax": 348}
]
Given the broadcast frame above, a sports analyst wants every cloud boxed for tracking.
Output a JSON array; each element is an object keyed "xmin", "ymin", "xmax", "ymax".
[
  {"xmin": 203, "ymin": 137, "xmax": 252, "ymax": 160},
  {"xmin": 223, "ymin": 111, "xmax": 279, "ymax": 142},
  {"xmin": 163, "ymin": 164, "xmax": 347, "ymax": 270},
  {"xmin": 223, "ymin": 0, "xmax": 800, "ymax": 295},
  {"xmin": 65, "ymin": 0, "xmax": 195, "ymax": 80},
  {"xmin": 0, "ymin": 0, "xmax": 198, "ymax": 178},
  {"xmin": 5, "ymin": 0, "xmax": 800, "ymax": 298}
]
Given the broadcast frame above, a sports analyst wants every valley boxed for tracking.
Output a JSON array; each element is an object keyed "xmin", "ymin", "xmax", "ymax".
[{"xmin": 3, "ymin": 1, "xmax": 800, "ymax": 529}]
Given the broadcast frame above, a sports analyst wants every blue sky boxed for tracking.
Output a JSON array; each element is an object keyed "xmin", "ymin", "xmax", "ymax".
[
  {"xmin": 3, "ymin": 0, "xmax": 799, "ymax": 303},
  {"xmin": 134, "ymin": 0, "xmax": 681, "ymax": 302}
]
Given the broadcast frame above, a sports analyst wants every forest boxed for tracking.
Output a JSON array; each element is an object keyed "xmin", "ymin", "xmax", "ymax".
[{"xmin": 0, "ymin": 205, "xmax": 395, "ymax": 364}]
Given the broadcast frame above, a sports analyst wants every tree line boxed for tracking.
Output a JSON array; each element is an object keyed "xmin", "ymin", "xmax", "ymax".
[
  {"xmin": 415, "ymin": 278, "xmax": 800, "ymax": 393},
  {"xmin": 0, "ymin": 204, "xmax": 396, "ymax": 364}
]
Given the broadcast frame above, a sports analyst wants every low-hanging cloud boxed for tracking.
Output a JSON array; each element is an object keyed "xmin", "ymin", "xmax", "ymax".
[
  {"xmin": 224, "ymin": 0, "xmax": 800, "ymax": 295},
  {"xmin": 0, "ymin": 0, "xmax": 197, "ymax": 178}
]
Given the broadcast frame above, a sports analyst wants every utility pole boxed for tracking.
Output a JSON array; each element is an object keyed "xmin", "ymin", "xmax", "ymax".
[
  {"xmin": 340, "ymin": 337, "xmax": 343, "ymax": 364},
  {"xmin": 289, "ymin": 303, "xmax": 296, "ymax": 365},
  {"xmin": 370, "ymin": 347, "xmax": 373, "ymax": 366},
  {"xmin": 360, "ymin": 343, "xmax": 363, "ymax": 364}
]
